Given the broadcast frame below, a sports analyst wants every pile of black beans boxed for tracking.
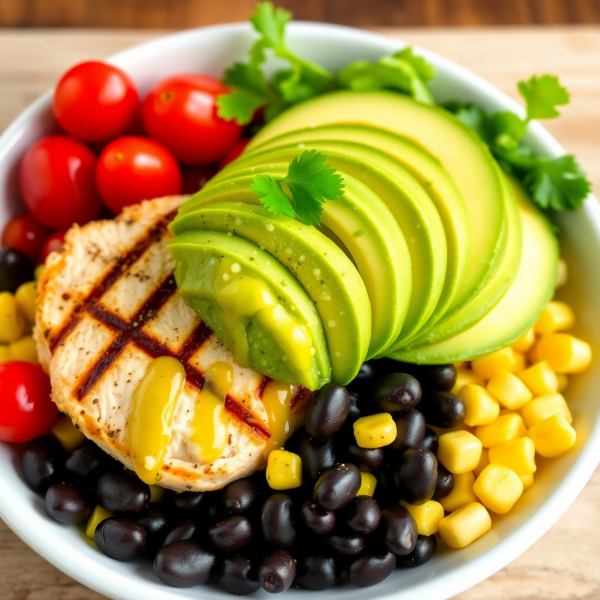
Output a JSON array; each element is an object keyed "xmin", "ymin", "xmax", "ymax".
[{"xmin": 19, "ymin": 359, "xmax": 466, "ymax": 595}]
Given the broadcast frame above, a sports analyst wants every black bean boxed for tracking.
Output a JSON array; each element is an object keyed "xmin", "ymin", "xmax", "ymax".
[
  {"xmin": 154, "ymin": 540, "xmax": 216, "ymax": 587},
  {"xmin": 45, "ymin": 483, "xmax": 89, "ymax": 525},
  {"xmin": 420, "ymin": 391, "xmax": 466, "ymax": 429},
  {"xmin": 21, "ymin": 436, "xmax": 64, "ymax": 494},
  {"xmin": 208, "ymin": 516, "xmax": 252, "ymax": 553},
  {"xmin": 347, "ymin": 391, "xmax": 365, "ymax": 420},
  {"xmin": 396, "ymin": 448, "xmax": 438, "ymax": 505},
  {"xmin": 347, "ymin": 362, "xmax": 377, "ymax": 395},
  {"xmin": 348, "ymin": 550, "xmax": 396, "ymax": 587},
  {"xmin": 96, "ymin": 473, "xmax": 150, "ymax": 516},
  {"xmin": 389, "ymin": 409, "xmax": 426, "ymax": 454},
  {"xmin": 372, "ymin": 373, "xmax": 422, "ymax": 413},
  {"xmin": 432, "ymin": 464, "xmax": 455, "ymax": 501},
  {"xmin": 305, "ymin": 383, "xmax": 350, "ymax": 441},
  {"xmin": 223, "ymin": 478, "xmax": 262, "ymax": 515},
  {"xmin": 297, "ymin": 434, "xmax": 336, "ymax": 480},
  {"xmin": 135, "ymin": 504, "xmax": 169, "ymax": 553},
  {"xmin": 343, "ymin": 444, "xmax": 384, "ymax": 472},
  {"xmin": 397, "ymin": 534, "xmax": 438, "ymax": 568},
  {"xmin": 163, "ymin": 517, "xmax": 198, "ymax": 546},
  {"xmin": 300, "ymin": 500, "xmax": 336, "ymax": 535},
  {"xmin": 421, "ymin": 427, "xmax": 439, "ymax": 454},
  {"xmin": 218, "ymin": 555, "xmax": 260, "ymax": 596},
  {"xmin": 168, "ymin": 491, "xmax": 204, "ymax": 513},
  {"xmin": 261, "ymin": 493, "xmax": 296, "ymax": 548},
  {"xmin": 64, "ymin": 441, "xmax": 105, "ymax": 483},
  {"xmin": 295, "ymin": 554, "xmax": 342, "ymax": 590},
  {"xmin": 95, "ymin": 517, "xmax": 146, "ymax": 561},
  {"xmin": 344, "ymin": 496, "xmax": 381, "ymax": 535},
  {"xmin": 313, "ymin": 463, "xmax": 361, "ymax": 511},
  {"xmin": 379, "ymin": 506, "xmax": 418, "ymax": 556},
  {"xmin": 422, "ymin": 364, "xmax": 457, "ymax": 392},
  {"xmin": 327, "ymin": 533, "xmax": 364, "ymax": 555},
  {"xmin": 258, "ymin": 549, "xmax": 297, "ymax": 594},
  {"xmin": 373, "ymin": 463, "xmax": 400, "ymax": 508},
  {"xmin": 0, "ymin": 247, "xmax": 34, "ymax": 293}
]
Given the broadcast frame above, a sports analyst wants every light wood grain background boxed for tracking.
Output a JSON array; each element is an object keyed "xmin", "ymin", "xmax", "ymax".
[{"xmin": 1, "ymin": 26, "xmax": 600, "ymax": 600}]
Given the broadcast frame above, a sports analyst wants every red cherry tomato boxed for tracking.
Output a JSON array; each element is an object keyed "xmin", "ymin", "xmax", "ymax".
[
  {"xmin": 53, "ymin": 61, "xmax": 140, "ymax": 143},
  {"xmin": 96, "ymin": 136, "xmax": 182, "ymax": 214},
  {"xmin": 181, "ymin": 164, "xmax": 218, "ymax": 195},
  {"xmin": 219, "ymin": 138, "xmax": 251, "ymax": 170},
  {"xmin": 0, "ymin": 361, "xmax": 57, "ymax": 443},
  {"xmin": 1, "ymin": 213, "xmax": 51, "ymax": 261},
  {"xmin": 40, "ymin": 230, "xmax": 67, "ymax": 263},
  {"xmin": 19, "ymin": 135, "xmax": 103, "ymax": 230},
  {"xmin": 142, "ymin": 74, "xmax": 243, "ymax": 165}
]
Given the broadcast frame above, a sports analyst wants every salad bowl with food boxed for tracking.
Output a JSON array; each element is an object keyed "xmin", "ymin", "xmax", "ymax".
[{"xmin": 1, "ymin": 4, "xmax": 599, "ymax": 600}]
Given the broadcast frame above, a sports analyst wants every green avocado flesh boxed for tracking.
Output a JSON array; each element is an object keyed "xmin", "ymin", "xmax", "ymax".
[
  {"xmin": 168, "ymin": 230, "xmax": 331, "ymax": 390},
  {"xmin": 390, "ymin": 179, "xmax": 558, "ymax": 364},
  {"xmin": 170, "ymin": 202, "xmax": 371, "ymax": 385},
  {"xmin": 208, "ymin": 141, "xmax": 447, "ymax": 346}
]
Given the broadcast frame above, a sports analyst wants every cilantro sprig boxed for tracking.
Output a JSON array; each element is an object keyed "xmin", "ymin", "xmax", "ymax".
[
  {"xmin": 444, "ymin": 75, "xmax": 591, "ymax": 212},
  {"xmin": 250, "ymin": 150, "xmax": 345, "ymax": 226}
]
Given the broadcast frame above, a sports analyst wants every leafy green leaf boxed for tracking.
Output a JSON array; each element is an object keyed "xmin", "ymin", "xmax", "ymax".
[
  {"xmin": 393, "ymin": 47, "xmax": 435, "ymax": 82},
  {"xmin": 284, "ymin": 149, "xmax": 345, "ymax": 202},
  {"xmin": 518, "ymin": 75, "xmax": 570, "ymax": 121},
  {"xmin": 250, "ymin": 175, "xmax": 296, "ymax": 218},
  {"xmin": 444, "ymin": 102, "xmax": 491, "ymax": 143},
  {"xmin": 287, "ymin": 183, "xmax": 325, "ymax": 226},
  {"xmin": 216, "ymin": 88, "xmax": 268, "ymax": 125},
  {"xmin": 250, "ymin": 2, "xmax": 291, "ymax": 52}
]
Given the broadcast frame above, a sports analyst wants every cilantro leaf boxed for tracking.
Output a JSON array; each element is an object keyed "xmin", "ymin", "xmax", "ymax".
[
  {"xmin": 284, "ymin": 149, "xmax": 345, "ymax": 202},
  {"xmin": 250, "ymin": 175, "xmax": 296, "ymax": 218},
  {"xmin": 444, "ymin": 101, "xmax": 491, "ymax": 143},
  {"xmin": 393, "ymin": 47, "xmax": 435, "ymax": 82},
  {"xmin": 518, "ymin": 75, "xmax": 570, "ymax": 121}
]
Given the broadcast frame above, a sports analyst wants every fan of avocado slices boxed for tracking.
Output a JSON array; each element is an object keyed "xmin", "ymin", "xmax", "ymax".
[{"xmin": 168, "ymin": 2, "xmax": 590, "ymax": 388}]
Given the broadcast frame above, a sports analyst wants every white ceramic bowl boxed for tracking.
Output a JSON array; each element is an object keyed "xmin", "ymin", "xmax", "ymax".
[{"xmin": 1, "ymin": 22, "xmax": 599, "ymax": 600}]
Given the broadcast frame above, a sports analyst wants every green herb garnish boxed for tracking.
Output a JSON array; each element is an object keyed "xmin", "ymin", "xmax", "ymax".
[{"xmin": 250, "ymin": 150, "xmax": 345, "ymax": 226}]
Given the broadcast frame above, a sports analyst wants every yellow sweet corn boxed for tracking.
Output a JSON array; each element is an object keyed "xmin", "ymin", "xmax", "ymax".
[
  {"xmin": 51, "ymin": 417, "xmax": 85, "ymax": 451},
  {"xmin": 475, "ymin": 413, "xmax": 527, "ymax": 448},
  {"xmin": 474, "ymin": 448, "xmax": 490, "ymax": 477},
  {"xmin": 400, "ymin": 500, "xmax": 444, "ymax": 536},
  {"xmin": 86, "ymin": 505, "xmax": 113, "ymax": 539},
  {"xmin": 438, "ymin": 502, "xmax": 492, "ymax": 549},
  {"xmin": 556, "ymin": 373, "xmax": 569, "ymax": 392},
  {"xmin": 439, "ymin": 471, "xmax": 477, "ymax": 513},
  {"xmin": 357, "ymin": 472, "xmax": 377, "ymax": 497},
  {"xmin": 535, "ymin": 301, "xmax": 575, "ymax": 335},
  {"xmin": 535, "ymin": 334, "xmax": 592, "ymax": 373},
  {"xmin": 266, "ymin": 450, "xmax": 303, "ymax": 490},
  {"xmin": 473, "ymin": 464, "xmax": 524, "ymax": 514},
  {"xmin": 34, "ymin": 264, "xmax": 45, "ymax": 281},
  {"xmin": 9, "ymin": 336, "xmax": 38, "ymax": 364},
  {"xmin": 454, "ymin": 361, "xmax": 468, "ymax": 369},
  {"xmin": 458, "ymin": 385, "xmax": 500, "ymax": 427},
  {"xmin": 488, "ymin": 437, "xmax": 536, "ymax": 475},
  {"xmin": 472, "ymin": 347, "xmax": 519, "ymax": 381},
  {"xmin": 520, "ymin": 473, "xmax": 534, "ymax": 489},
  {"xmin": 0, "ymin": 292, "xmax": 25, "ymax": 343},
  {"xmin": 487, "ymin": 371, "xmax": 532, "ymax": 410},
  {"xmin": 520, "ymin": 361, "xmax": 559, "ymax": 396},
  {"xmin": 513, "ymin": 351, "xmax": 527, "ymax": 374},
  {"xmin": 528, "ymin": 413, "xmax": 576, "ymax": 458},
  {"xmin": 512, "ymin": 328, "xmax": 536, "ymax": 353},
  {"xmin": 451, "ymin": 369, "xmax": 485, "ymax": 395},
  {"xmin": 0, "ymin": 345, "xmax": 11, "ymax": 363},
  {"xmin": 437, "ymin": 430, "xmax": 483, "ymax": 474},
  {"xmin": 15, "ymin": 281, "xmax": 37, "ymax": 323},
  {"xmin": 353, "ymin": 413, "xmax": 397, "ymax": 448},
  {"xmin": 521, "ymin": 393, "xmax": 572, "ymax": 429}
]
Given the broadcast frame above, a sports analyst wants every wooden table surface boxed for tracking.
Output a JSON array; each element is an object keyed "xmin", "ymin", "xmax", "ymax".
[{"xmin": 1, "ymin": 27, "xmax": 599, "ymax": 600}]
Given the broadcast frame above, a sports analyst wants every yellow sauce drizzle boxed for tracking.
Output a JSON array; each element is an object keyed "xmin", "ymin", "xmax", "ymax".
[
  {"xmin": 262, "ymin": 381, "xmax": 302, "ymax": 459},
  {"xmin": 128, "ymin": 356, "xmax": 186, "ymax": 485}
]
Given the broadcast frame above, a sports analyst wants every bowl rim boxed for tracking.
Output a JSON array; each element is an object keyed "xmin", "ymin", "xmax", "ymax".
[{"xmin": 1, "ymin": 20, "xmax": 600, "ymax": 600}]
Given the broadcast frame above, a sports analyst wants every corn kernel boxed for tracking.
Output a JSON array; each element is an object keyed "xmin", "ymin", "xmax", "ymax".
[
  {"xmin": 527, "ymin": 342, "xmax": 543, "ymax": 364},
  {"xmin": 353, "ymin": 413, "xmax": 397, "ymax": 449},
  {"xmin": 513, "ymin": 351, "xmax": 527, "ymax": 374},
  {"xmin": 454, "ymin": 361, "xmax": 467, "ymax": 369},
  {"xmin": 555, "ymin": 258, "xmax": 568, "ymax": 288},
  {"xmin": 9, "ymin": 336, "xmax": 38, "ymax": 364},
  {"xmin": 451, "ymin": 369, "xmax": 485, "ymax": 395},
  {"xmin": 15, "ymin": 281, "xmax": 37, "ymax": 323},
  {"xmin": 266, "ymin": 449, "xmax": 303, "ymax": 490},
  {"xmin": 474, "ymin": 448, "xmax": 490, "ymax": 477},
  {"xmin": 438, "ymin": 430, "xmax": 482, "ymax": 474},
  {"xmin": 488, "ymin": 437, "xmax": 536, "ymax": 475},
  {"xmin": 472, "ymin": 347, "xmax": 518, "ymax": 381},
  {"xmin": 357, "ymin": 472, "xmax": 377, "ymax": 497},
  {"xmin": 34, "ymin": 264, "xmax": 45, "ymax": 281},
  {"xmin": 439, "ymin": 502, "xmax": 491, "ymax": 549},
  {"xmin": 521, "ymin": 393, "xmax": 572, "ymax": 429},
  {"xmin": 86, "ymin": 505, "xmax": 113, "ymax": 539},
  {"xmin": 535, "ymin": 301, "xmax": 575, "ymax": 335},
  {"xmin": 528, "ymin": 413, "xmax": 576, "ymax": 458},
  {"xmin": 520, "ymin": 361, "xmax": 559, "ymax": 396},
  {"xmin": 149, "ymin": 485, "xmax": 165, "ymax": 503},
  {"xmin": 458, "ymin": 385, "xmax": 500, "ymax": 427},
  {"xmin": 473, "ymin": 464, "xmax": 524, "ymax": 514},
  {"xmin": 556, "ymin": 373, "xmax": 568, "ymax": 392},
  {"xmin": 51, "ymin": 417, "xmax": 85, "ymax": 451},
  {"xmin": 487, "ymin": 371, "xmax": 532, "ymax": 410},
  {"xmin": 535, "ymin": 334, "xmax": 592, "ymax": 374},
  {"xmin": 512, "ymin": 328, "xmax": 536, "ymax": 353},
  {"xmin": 0, "ymin": 345, "xmax": 11, "ymax": 363},
  {"xmin": 439, "ymin": 471, "xmax": 477, "ymax": 513},
  {"xmin": 400, "ymin": 500, "xmax": 444, "ymax": 536},
  {"xmin": 0, "ymin": 292, "xmax": 25, "ymax": 343},
  {"xmin": 520, "ymin": 473, "xmax": 534, "ymax": 489},
  {"xmin": 475, "ymin": 413, "xmax": 527, "ymax": 448}
]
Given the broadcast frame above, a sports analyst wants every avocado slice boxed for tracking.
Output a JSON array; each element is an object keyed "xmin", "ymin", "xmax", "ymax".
[
  {"xmin": 248, "ymin": 90, "xmax": 509, "ymax": 327},
  {"xmin": 170, "ymin": 202, "xmax": 371, "ymax": 385},
  {"xmin": 169, "ymin": 230, "xmax": 331, "ymax": 390},
  {"xmin": 390, "ymin": 179, "xmax": 557, "ymax": 363},
  {"xmin": 203, "ymin": 141, "xmax": 447, "ymax": 346}
]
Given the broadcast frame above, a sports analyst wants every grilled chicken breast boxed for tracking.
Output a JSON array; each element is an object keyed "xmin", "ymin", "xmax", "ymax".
[{"xmin": 34, "ymin": 195, "xmax": 310, "ymax": 492}]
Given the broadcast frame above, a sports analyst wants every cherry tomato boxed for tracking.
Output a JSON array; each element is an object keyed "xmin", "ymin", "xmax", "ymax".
[
  {"xmin": 142, "ymin": 74, "xmax": 243, "ymax": 165},
  {"xmin": 96, "ymin": 136, "xmax": 182, "ymax": 214},
  {"xmin": 19, "ymin": 136, "xmax": 103, "ymax": 229},
  {"xmin": 0, "ymin": 361, "xmax": 57, "ymax": 444},
  {"xmin": 1, "ymin": 213, "xmax": 51, "ymax": 262},
  {"xmin": 181, "ymin": 164, "xmax": 217, "ymax": 195},
  {"xmin": 53, "ymin": 61, "xmax": 140, "ymax": 143},
  {"xmin": 219, "ymin": 138, "xmax": 251, "ymax": 170},
  {"xmin": 40, "ymin": 231, "xmax": 67, "ymax": 263}
]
